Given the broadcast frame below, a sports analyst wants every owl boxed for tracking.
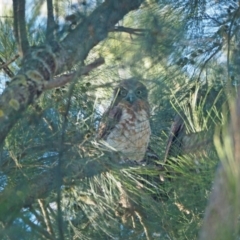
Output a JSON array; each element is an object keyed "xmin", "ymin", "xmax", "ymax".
[{"xmin": 97, "ymin": 78, "xmax": 151, "ymax": 162}]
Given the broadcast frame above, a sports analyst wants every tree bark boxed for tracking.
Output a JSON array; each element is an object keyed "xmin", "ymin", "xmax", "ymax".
[{"xmin": 199, "ymin": 88, "xmax": 240, "ymax": 240}]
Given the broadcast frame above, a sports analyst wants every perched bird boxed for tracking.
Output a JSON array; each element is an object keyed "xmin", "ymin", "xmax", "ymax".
[{"xmin": 97, "ymin": 78, "xmax": 151, "ymax": 162}]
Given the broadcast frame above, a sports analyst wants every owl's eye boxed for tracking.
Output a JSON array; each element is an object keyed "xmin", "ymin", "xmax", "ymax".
[
  {"xmin": 120, "ymin": 89, "xmax": 127, "ymax": 97},
  {"xmin": 136, "ymin": 89, "xmax": 142, "ymax": 95}
]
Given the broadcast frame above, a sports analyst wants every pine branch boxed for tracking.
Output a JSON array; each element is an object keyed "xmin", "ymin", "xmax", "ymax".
[
  {"xmin": 46, "ymin": 0, "xmax": 56, "ymax": 40},
  {"xmin": 12, "ymin": 0, "xmax": 19, "ymax": 45},
  {"xmin": 164, "ymin": 114, "xmax": 213, "ymax": 161},
  {"xmin": 109, "ymin": 26, "xmax": 146, "ymax": 36},
  {"xmin": 134, "ymin": 211, "xmax": 150, "ymax": 240},
  {"xmin": 0, "ymin": 55, "xmax": 19, "ymax": 70},
  {"xmin": 0, "ymin": 0, "xmax": 144, "ymax": 230},
  {"xmin": 29, "ymin": 206, "xmax": 47, "ymax": 228},
  {"xmin": 38, "ymin": 199, "xmax": 55, "ymax": 237},
  {"xmin": 0, "ymin": 153, "xmax": 128, "ymax": 226},
  {"xmin": 0, "ymin": 56, "xmax": 18, "ymax": 78},
  {"xmin": 12, "ymin": 0, "xmax": 29, "ymax": 56},
  {"xmin": 197, "ymin": 45, "xmax": 222, "ymax": 82},
  {"xmin": 43, "ymin": 57, "xmax": 105, "ymax": 90},
  {"xmin": 0, "ymin": 0, "xmax": 144, "ymax": 145}
]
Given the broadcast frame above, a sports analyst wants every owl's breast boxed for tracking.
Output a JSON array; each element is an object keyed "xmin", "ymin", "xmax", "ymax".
[{"xmin": 106, "ymin": 107, "xmax": 151, "ymax": 161}]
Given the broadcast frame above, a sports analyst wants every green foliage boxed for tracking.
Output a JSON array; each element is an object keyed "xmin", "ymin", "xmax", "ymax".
[{"xmin": 0, "ymin": 0, "xmax": 238, "ymax": 239}]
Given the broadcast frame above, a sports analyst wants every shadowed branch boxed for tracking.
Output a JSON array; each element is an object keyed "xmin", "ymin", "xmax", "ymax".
[
  {"xmin": 46, "ymin": 0, "xmax": 56, "ymax": 40},
  {"xmin": 44, "ymin": 57, "xmax": 105, "ymax": 90},
  {"xmin": 12, "ymin": 0, "xmax": 29, "ymax": 56},
  {"xmin": 0, "ymin": 56, "xmax": 19, "ymax": 78},
  {"xmin": 109, "ymin": 26, "xmax": 146, "ymax": 36}
]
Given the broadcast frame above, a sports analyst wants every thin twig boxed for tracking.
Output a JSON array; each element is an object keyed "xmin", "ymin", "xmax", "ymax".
[
  {"xmin": 38, "ymin": 199, "xmax": 55, "ymax": 238},
  {"xmin": 0, "ymin": 16, "xmax": 14, "ymax": 18},
  {"xmin": 21, "ymin": 214, "xmax": 56, "ymax": 240},
  {"xmin": 109, "ymin": 26, "xmax": 146, "ymax": 36},
  {"xmin": 44, "ymin": 57, "xmax": 105, "ymax": 90},
  {"xmin": 0, "ymin": 55, "xmax": 19, "ymax": 69},
  {"xmin": 197, "ymin": 45, "xmax": 221, "ymax": 82},
  {"xmin": 134, "ymin": 211, "xmax": 150, "ymax": 240},
  {"xmin": 29, "ymin": 205, "xmax": 46, "ymax": 224},
  {"xmin": 203, "ymin": 13, "xmax": 223, "ymax": 25},
  {"xmin": 0, "ymin": 56, "xmax": 16, "ymax": 78},
  {"xmin": 44, "ymin": 73, "xmax": 75, "ymax": 90}
]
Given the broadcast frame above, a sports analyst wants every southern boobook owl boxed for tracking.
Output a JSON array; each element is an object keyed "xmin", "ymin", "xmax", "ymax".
[{"xmin": 98, "ymin": 78, "xmax": 151, "ymax": 162}]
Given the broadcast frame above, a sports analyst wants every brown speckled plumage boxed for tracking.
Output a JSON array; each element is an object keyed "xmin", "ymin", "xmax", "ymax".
[{"xmin": 98, "ymin": 78, "xmax": 151, "ymax": 161}]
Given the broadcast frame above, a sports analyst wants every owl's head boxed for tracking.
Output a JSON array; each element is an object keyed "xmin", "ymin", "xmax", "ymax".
[{"xmin": 113, "ymin": 78, "xmax": 148, "ymax": 105}]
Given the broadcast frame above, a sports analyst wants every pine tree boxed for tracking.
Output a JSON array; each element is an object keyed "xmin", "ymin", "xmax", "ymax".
[{"xmin": 0, "ymin": 0, "xmax": 239, "ymax": 239}]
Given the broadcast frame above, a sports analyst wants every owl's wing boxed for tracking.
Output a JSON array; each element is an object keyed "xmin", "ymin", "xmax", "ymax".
[{"xmin": 97, "ymin": 105, "xmax": 122, "ymax": 140}]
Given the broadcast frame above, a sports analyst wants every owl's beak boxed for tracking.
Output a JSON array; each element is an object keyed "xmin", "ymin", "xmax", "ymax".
[{"xmin": 126, "ymin": 91, "xmax": 136, "ymax": 103}]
